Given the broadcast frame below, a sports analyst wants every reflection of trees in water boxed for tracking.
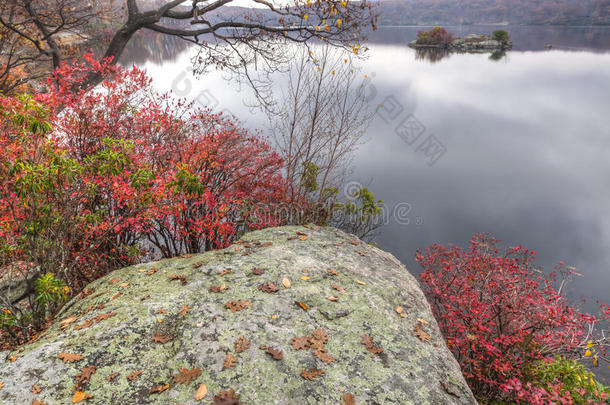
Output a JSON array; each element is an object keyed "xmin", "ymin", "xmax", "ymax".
[
  {"xmin": 489, "ymin": 50, "xmax": 507, "ymax": 61},
  {"xmin": 120, "ymin": 33, "xmax": 191, "ymax": 65},
  {"xmin": 415, "ymin": 48, "xmax": 452, "ymax": 63}
]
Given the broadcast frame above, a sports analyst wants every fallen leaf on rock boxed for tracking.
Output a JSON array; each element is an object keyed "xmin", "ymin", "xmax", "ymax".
[
  {"xmin": 356, "ymin": 251, "xmax": 367, "ymax": 256},
  {"xmin": 74, "ymin": 320, "xmax": 93, "ymax": 330},
  {"xmin": 287, "ymin": 235, "xmax": 298, "ymax": 240},
  {"xmin": 295, "ymin": 301, "xmax": 309, "ymax": 311},
  {"xmin": 209, "ymin": 283, "xmax": 229, "ymax": 293},
  {"xmin": 349, "ymin": 240, "xmax": 359, "ymax": 246},
  {"xmin": 290, "ymin": 337, "xmax": 310, "ymax": 350},
  {"xmin": 243, "ymin": 243, "xmax": 252, "ymax": 248},
  {"xmin": 58, "ymin": 353, "xmax": 84, "ymax": 363},
  {"xmin": 74, "ymin": 365, "xmax": 96, "ymax": 388},
  {"xmin": 296, "ymin": 231, "xmax": 308, "ymax": 236},
  {"xmin": 223, "ymin": 353, "xmax": 237, "ymax": 369},
  {"xmin": 414, "ymin": 321, "xmax": 432, "ymax": 342},
  {"xmin": 331, "ymin": 285, "xmax": 345, "ymax": 293},
  {"xmin": 252, "ymin": 268, "xmax": 265, "ymax": 275},
  {"xmin": 299, "ymin": 236, "xmax": 307, "ymax": 241},
  {"xmin": 212, "ymin": 388, "xmax": 241, "ymax": 405},
  {"xmin": 178, "ymin": 305, "xmax": 192, "ymax": 316},
  {"xmin": 152, "ymin": 332, "xmax": 173, "ymax": 344},
  {"xmin": 31, "ymin": 385, "xmax": 41, "ymax": 394},
  {"xmin": 150, "ymin": 384, "xmax": 169, "ymax": 394},
  {"xmin": 126, "ymin": 370, "xmax": 142, "ymax": 381},
  {"xmin": 301, "ymin": 368, "xmax": 325, "ymax": 381},
  {"xmin": 361, "ymin": 335, "xmax": 384, "ymax": 354},
  {"xmin": 8, "ymin": 356, "xmax": 17, "ymax": 362},
  {"xmin": 192, "ymin": 262, "xmax": 204, "ymax": 269},
  {"xmin": 327, "ymin": 269, "xmax": 338, "ymax": 276},
  {"xmin": 234, "ymin": 337, "xmax": 250, "ymax": 353},
  {"xmin": 326, "ymin": 296, "xmax": 339, "ymax": 302},
  {"xmin": 259, "ymin": 241, "xmax": 273, "ymax": 247},
  {"xmin": 258, "ymin": 282, "xmax": 279, "ymax": 293},
  {"xmin": 106, "ymin": 372, "xmax": 119, "ymax": 381},
  {"xmin": 31, "ymin": 399, "xmax": 48, "ymax": 405},
  {"xmin": 60, "ymin": 316, "xmax": 78, "ymax": 329},
  {"xmin": 94, "ymin": 312, "xmax": 116, "ymax": 322},
  {"xmin": 218, "ymin": 269, "xmax": 231, "ymax": 276},
  {"xmin": 314, "ymin": 349, "xmax": 336, "ymax": 363},
  {"xmin": 140, "ymin": 295, "xmax": 151, "ymax": 301},
  {"xmin": 119, "ymin": 283, "xmax": 130, "ymax": 288},
  {"xmin": 234, "ymin": 246, "xmax": 243, "ymax": 252},
  {"xmin": 301, "ymin": 276, "xmax": 310, "ymax": 281},
  {"xmin": 169, "ymin": 275, "xmax": 187, "ymax": 285},
  {"xmin": 343, "ymin": 393, "xmax": 356, "ymax": 405},
  {"xmin": 356, "ymin": 280, "xmax": 366, "ymax": 286},
  {"xmin": 0, "ymin": 382, "xmax": 3, "ymax": 390},
  {"xmin": 112, "ymin": 292, "xmax": 122, "ymax": 300},
  {"xmin": 108, "ymin": 278, "xmax": 120, "ymax": 285},
  {"xmin": 282, "ymin": 278, "xmax": 291, "ymax": 288},
  {"xmin": 146, "ymin": 268, "xmax": 158, "ymax": 276},
  {"xmin": 416, "ymin": 318, "xmax": 429, "ymax": 325},
  {"xmin": 157, "ymin": 309, "xmax": 167, "ymax": 315},
  {"xmin": 311, "ymin": 329, "xmax": 328, "ymax": 344},
  {"xmin": 266, "ymin": 347, "xmax": 283, "ymax": 360},
  {"xmin": 225, "ymin": 300, "xmax": 251, "ymax": 312},
  {"xmin": 332, "ymin": 242, "xmax": 343, "ymax": 246},
  {"xmin": 72, "ymin": 391, "xmax": 92, "ymax": 403},
  {"xmin": 174, "ymin": 367, "xmax": 202, "ymax": 385},
  {"xmin": 79, "ymin": 288, "xmax": 94, "ymax": 298},
  {"xmin": 195, "ymin": 383, "xmax": 208, "ymax": 401},
  {"xmin": 396, "ymin": 306, "xmax": 403, "ymax": 314}
]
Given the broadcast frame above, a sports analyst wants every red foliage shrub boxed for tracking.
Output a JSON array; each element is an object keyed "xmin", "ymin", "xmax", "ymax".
[
  {"xmin": 417, "ymin": 234, "xmax": 608, "ymax": 404},
  {"xmin": 416, "ymin": 26, "xmax": 455, "ymax": 46}
]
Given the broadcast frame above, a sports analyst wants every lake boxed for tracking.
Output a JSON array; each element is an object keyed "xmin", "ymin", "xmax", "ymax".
[{"xmin": 121, "ymin": 25, "xmax": 610, "ymax": 376}]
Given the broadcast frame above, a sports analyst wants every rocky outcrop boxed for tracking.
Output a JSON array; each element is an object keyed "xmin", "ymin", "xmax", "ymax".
[
  {"xmin": 0, "ymin": 226, "xmax": 476, "ymax": 404},
  {"xmin": 409, "ymin": 34, "xmax": 512, "ymax": 53}
]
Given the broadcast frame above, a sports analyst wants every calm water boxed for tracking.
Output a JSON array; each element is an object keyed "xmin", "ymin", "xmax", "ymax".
[{"xmin": 122, "ymin": 26, "xmax": 610, "ymax": 376}]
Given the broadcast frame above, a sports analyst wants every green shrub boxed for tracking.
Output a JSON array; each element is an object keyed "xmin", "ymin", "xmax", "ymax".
[{"xmin": 493, "ymin": 30, "xmax": 509, "ymax": 42}]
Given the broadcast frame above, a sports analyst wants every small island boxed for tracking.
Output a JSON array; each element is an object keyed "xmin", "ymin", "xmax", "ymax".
[{"xmin": 408, "ymin": 26, "xmax": 513, "ymax": 53}]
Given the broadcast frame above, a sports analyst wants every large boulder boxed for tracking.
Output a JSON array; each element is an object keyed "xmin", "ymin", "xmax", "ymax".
[{"xmin": 0, "ymin": 226, "xmax": 476, "ymax": 404}]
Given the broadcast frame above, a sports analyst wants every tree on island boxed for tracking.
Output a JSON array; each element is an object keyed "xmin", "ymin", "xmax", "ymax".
[{"xmin": 0, "ymin": 0, "xmax": 378, "ymax": 94}]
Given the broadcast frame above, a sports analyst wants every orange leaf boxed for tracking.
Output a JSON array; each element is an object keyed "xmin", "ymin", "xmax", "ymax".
[
  {"xmin": 195, "ymin": 383, "xmax": 208, "ymax": 401},
  {"xmin": 58, "ymin": 353, "xmax": 84, "ymax": 363},
  {"xmin": 72, "ymin": 391, "xmax": 92, "ymax": 403},
  {"xmin": 295, "ymin": 301, "xmax": 309, "ymax": 311}
]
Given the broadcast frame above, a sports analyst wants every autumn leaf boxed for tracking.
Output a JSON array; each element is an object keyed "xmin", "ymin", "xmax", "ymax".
[
  {"xmin": 343, "ymin": 393, "xmax": 356, "ymax": 405},
  {"xmin": 313, "ymin": 349, "xmax": 336, "ymax": 363},
  {"xmin": 356, "ymin": 280, "xmax": 366, "ymax": 285},
  {"xmin": 59, "ymin": 315, "xmax": 78, "ymax": 329},
  {"xmin": 212, "ymin": 388, "xmax": 242, "ymax": 405},
  {"xmin": 331, "ymin": 285, "xmax": 346, "ymax": 293},
  {"xmin": 287, "ymin": 235, "xmax": 298, "ymax": 240},
  {"xmin": 112, "ymin": 292, "xmax": 122, "ymax": 300},
  {"xmin": 295, "ymin": 301, "xmax": 309, "ymax": 311},
  {"xmin": 311, "ymin": 329, "xmax": 328, "ymax": 344},
  {"xmin": 349, "ymin": 240, "xmax": 359, "ymax": 246},
  {"xmin": 8, "ymin": 356, "xmax": 17, "ymax": 362},
  {"xmin": 146, "ymin": 268, "xmax": 158, "ymax": 276},
  {"xmin": 108, "ymin": 278, "xmax": 120, "ymax": 285},
  {"xmin": 169, "ymin": 274, "xmax": 187, "ymax": 285},
  {"xmin": 223, "ymin": 353, "xmax": 237, "ymax": 369},
  {"xmin": 173, "ymin": 367, "xmax": 202, "ymax": 385},
  {"xmin": 326, "ymin": 295, "xmax": 339, "ymax": 302},
  {"xmin": 178, "ymin": 305, "xmax": 192, "ymax": 316},
  {"xmin": 0, "ymin": 382, "xmax": 4, "ymax": 390},
  {"xmin": 31, "ymin": 399, "xmax": 48, "ymax": 405},
  {"xmin": 74, "ymin": 319, "xmax": 93, "ymax": 330},
  {"xmin": 195, "ymin": 383, "xmax": 208, "ymax": 401},
  {"xmin": 258, "ymin": 282, "xmax": 279, "ymax": 293},
  {"xmin": 299, "ymin": 236, "xmax": 307, "ymax": 241},
  {"xmin": 361, "ymin": 335, "xmax": 384, "ymax": 354},
  {"xmin": 266, "ymin": 347, "xmax": 283, "ymax": 360},
  {"xmin": 301, "ymin": 368, "xmax": 325, "ymax": 381},
  {"xmin": 290, "ymin": 337, "xmax": 310, "ymax": 350},
  {"xmin": 93, "ymin": 312, "xmax": 116, "ymax": 322},
  {"xmin": 259, "ymin": 241, "xmax": 273, "ymax": 247},
  {"xmin": 282, "ymin": 278, "xmax": 291, "ymax": 288},
  {"xmin": 209, "ymin": 283, "xmax": 229, "ymax": 293},
  {"xmin": 72, "ymin": 391, "xmax": 92, "ymax": 403},
  {"xmin": 296, "ymin": 231, "xmax": 308, "ymax": 236},
  {"xmin": 224, "ymin": 300, "xmax": 251, "ymax": 312},
  {"xmin": 192, "ymin": 262, "xmax": 204, "ymax": 269},
  {"xmin": 157, "ymin": 309, "xmax": 167, "ymax": 315},
  {"xmin": 414, "ymin": 321, "xmax": 432, "ymax": 342},
  {"xmin": 79, "ymin": 288, "xmax": 94, "ymax": 298},
  {"xmin": 126, "ymin": 370, "xmax": 142, "ymax": 381},
  {"xmin": 152, "ymin": 332, "xmax": 173, "ymax": 344},
  {"xmin": 327, "ymin": 269, "xmax": 339, "ymax": 276},
  {"xmin": 74, "ymin": 365, "xmax": 96, "ymax": 388},
  {"xmin": 119, "ymin": 282, "xmax": 130, "ymax": 288},
  {"xmin": 150, "ymin": 384, "xmax": 169, "ymax": 394},
  {"xmin": 301, "ymin": 276, "xmax": 310, "ymax": 281},
  {"xmin": 234, "ymin": 337, "xmax": 250, "ymax": 353},
  {"xmin": 252, "ymin": 268, "xmax": 265, "ymax": 275},
  {"xmin": 106, "ymin": 372, "xmax": 119, "ymax": 381},
  {"xmin": 218, "ymin": 269, "xmax": 231, "ymax": 276},
  {"xmin": 31, "ymin": 385, "xmax": 41, "ymax": 394},
  {"xmin": 58, "ymin": 353, "xmax": 84, "ymax": 363}
]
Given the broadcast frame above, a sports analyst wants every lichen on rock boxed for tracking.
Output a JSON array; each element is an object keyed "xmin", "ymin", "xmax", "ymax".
[{"xmin": 0, "ymin": 226, "xmax": 476, "ymax": 404}]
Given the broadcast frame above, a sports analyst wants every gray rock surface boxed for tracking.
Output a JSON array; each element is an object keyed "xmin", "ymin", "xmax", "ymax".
[{"xmin": 0, "ymin": 226, "xmax": 476, "ymax": 404}]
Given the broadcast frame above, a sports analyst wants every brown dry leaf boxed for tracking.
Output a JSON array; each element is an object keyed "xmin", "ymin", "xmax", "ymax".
[
  {"xmin": 223, "ymin": 353, "xmax": 237, "ymax": 369},
  {"xmin": 119, "ymin": 282, "xmax": 130, "ymax": 288},
  {"xmin": 94, "ymin": 312, "xmax": 116, "ymax": 323},
  {"xmin": 195, "ymin": 383, "xmax": 208, "ymax": 401},
  {"xmin": 234, "ymin": 246, "xmax": 243, "ymax": 252},
  {"xmin": 218, "ymin": 269, "xmax": 232, "ymax": 276},
  {"xmin": 301, "ymin": 368, "xmax": 325, "ymax": 381},
  {"xmin": 140, "ymin": 295, "xmax": 151, "ymax": 301},
  {"xmin": 252, "ymin": 268, "xmax": 265, "ymax": 275},
  {"xmin": 224, "ymin": 300, "xmax": 251, "ymax": 312},
  {"xmin": 234, "ymin": 337, "xmax": 250, "ymax": 353},
  {"xmin": 178, "ymin": 305, "xmax": 192, "ymax": 316},
  {"xmin": 59, "ymin": 315, "xmax": 78, "ymax": 329},
  {"xmin": 326, "ymin": 296, "xmax": 339, "ymax": 302},
  {"xmin": 414, "ymin": 321, "xmax": 432, "ymax": 342},
  {"xmin": 295, "ymin": 301, "xmax": 309, "ymax": 311},
  {"xmin": 157, "ymin": 309, "xmax": 167, "ymax": 315},
  {"xmin": 106, "ymin": 372, "xmax": 119, "ymax": 382},
  {"xmin": 72, "ymin": 391, "xmax": 92, "ymax": 403},
  {"xmin": 112, "ymin": 292, "xmax": 122, "ymax": 300},
  {"xmin": 150, "ymin": 384, "xmax": 169, "ymax": 394},
  {"xmin": 74, "ymin": 365, "xmax": 96, "ymax": 388},
  {"xmin": 416, "ymin": 318, "xmax": 429, "ymax": 325},
  {"xmin": 327, "ymin": 269, "xmax": 339, "ymax": 276},
  {"xmin": 313, "ymin": 349, "xmax": 336, "ymax": 363},
  {"xmin": 266, "ymin": 347, "xmax": 283, "ymax": 360},
  {"xmin": 212, "ymin": 388, "xmax": 241, "ymax": 405},
  {"xmin": 169, "ymin": 275, "xmax": 187, "ymax": 285},
  {"xmin": 0, "ymin": 381, "xmax": 4, "ymax": 390},
  {"xmin": 192, "ymin": 262, "xmax": 204, "ymax": 269},
  {"xmin": 173, "ymin": 367, "xmax": 202, "ymax": 385},
  {"xmin": 296, "ymin": 231, "xmax": 308, "ymax": 236},
  {"xmin": 58, "ymin": 353, "xmax": 84, "ymax": 363},
  {"xmin": 349, "ymin": 240, "xmax": 359, "ymax": 246},
  {"xmin": 259, "ymin": 241, "xmax": 273, "ymax": 247},
  {"xmin": 282, "ymin": 278, "xmax": 291, "ymax": 289},
  {"xmin": 343, "ymin": 393, "xmax": 356, "ymax": 405},
  {"xmin": 396, "ymin": 306, "xmax": 404, "ymax": 314},
  {"xmin": 361, "ymin": 335, "xmax": 384, "ymax": 354},
  {"xmin": 31, "ymin": 399, "xmax": 48, "ymax": 405},
  {"xmin": 31, "ymin": 385, "xmax": 41, "ymax": 394},
  {"xmin": 311, "ymin": 329, "xmax": 328, "ymax": 344},
  {"xmin": 8, "ymin": 356, "xmax": 17, "ymax": 362},
  {"xmin": 356, "ymin": 251, "xmax": 367, "ymax": 256},
  {"xmin": 146, "ymin": 268, "xmax": 158, "ymax": 276},
  {"xmin": 331, "ymin": 285, "xmax": 346, "ymax": 293},
  {"xmin": 290, "ymin": 337, "xmax": 310, "ymax": 351},
  {"xmin": 108, "ymin": 278, "xmax": 120, "ymax": 285},
  {"xmin": 333, "ymin": 242, "xmax": 343, "ymax": 246},
  {"xmin": 79, "ymin": 288, "xmax": 94, "ymax": 298},
  {"xmin": 73, "ymin": 320, "xmax": 93, "ymax": 330},
  {"xmin": 356, "ymin": 280, "xmax": 366, "ymax": 286},
  {"xmin": 126, "ymin": 370, "xmax": 142, "ymax": 381},
  {"xmin": 299, "ymin": 236, "xmax": 308, "ymax": 241},
  {"xmin": 152, "ymin": 332, "xmax": 173, "ymax": 344},
  {"xmin": 258, "ymin": 282, "xmax": 279, "ymax": 293},
  {"xmin": 209, "ymin": 283, "xmax": 229, "ymax": 293}
]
